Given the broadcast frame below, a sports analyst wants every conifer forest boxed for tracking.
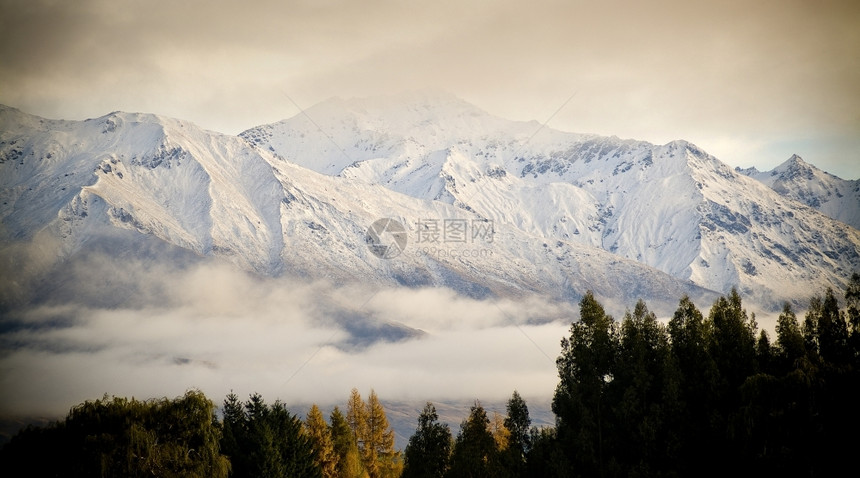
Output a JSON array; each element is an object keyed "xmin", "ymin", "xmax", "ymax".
[{"xmin": 2, "ymin": 274, "xmax": 859, "ymax": 477}]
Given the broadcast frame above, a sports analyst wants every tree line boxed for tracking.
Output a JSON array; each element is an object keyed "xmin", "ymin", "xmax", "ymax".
[
  {"xmin": 543, "ymin": 274, "xmax": 860, "ymax": 477},
  {"xmin": 2, "ymin": 274, "xmax": 859, "ymax": 477},
  {"xmin": 0, "ymin": 387, "xmax": 402, "ymax": 478}
]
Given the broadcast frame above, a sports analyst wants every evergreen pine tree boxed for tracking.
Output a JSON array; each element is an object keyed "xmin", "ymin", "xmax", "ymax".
[
  {"xmin": 503, "ymin": 390, "xmax": 531, "ymax": 473},
  {"xmin": 523, "ymin": 427, "xmax": 568, "ymax": 478},
  {"xmin": 756, "ymin": 330, "xmax": 773, "ymax": 374},
  {"xmin": 612, "ymin": 299, "xmax": 672, "ymax": 475},
  {"xmin": 447, "ymin": 402, "xmax": 500, "ymax": 478},
  {"xmin": 845, "ymin": 273, "xmax": 860, "ymax": 364},
  {"xmin": 708, "ymin": 289, "xmax": 758, "ymax": 390},
  {"xmin": 707, "ymin": 290, "xmax": 759, "ymax": 474},
  {"xmin": 219, "ymin": 391, "xmax": 245, "ymax": 471},
  {"xmin": 402, "ymin": 402, "xmax": 452, "ymax": 478},
  {"xmin": 775, "ymin": 302, "xmax": 806, "ymax": 371},
  {"xmin": 803, "ymin": 295, "xmax": 822, "ymax": 358},
  {"xmin": 552, "ymin": 290, "xmax": 618, "ymax": 476},
  {"xmin": 667, "ymin": 295, "xmax": 718, "ymax": 475},
  {"xmin": 818, "ymin": 287, "xmax": 849, "ymax": 364},
  {"xmin": 221, "ymin": 393, "xmax": 320, "ymax": 478}
]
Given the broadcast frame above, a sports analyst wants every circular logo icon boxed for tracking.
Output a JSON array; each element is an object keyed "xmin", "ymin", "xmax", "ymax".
[{"xmin": 365, "ymin": 218, "xmax": 408, "ymax": 259}]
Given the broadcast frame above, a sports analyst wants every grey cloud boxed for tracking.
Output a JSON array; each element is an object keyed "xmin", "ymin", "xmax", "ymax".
[
  {"xmin": 0, "ymin": 246, "xmax": 572, "ymax": 418},
  {"xmin": 1, "ymin": 0, "xmax": 857, "ymax": 177}
]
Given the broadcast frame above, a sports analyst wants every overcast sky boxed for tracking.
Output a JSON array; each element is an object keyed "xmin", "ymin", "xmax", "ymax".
[{"xmin": 1, "ymin": 0, "xmax": 858, "ymax": 178}]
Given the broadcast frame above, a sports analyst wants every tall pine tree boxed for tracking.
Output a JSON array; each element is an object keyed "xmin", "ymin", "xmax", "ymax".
[
  {"xmin": 553, "ymin": 290, "xmax": 618, "ymax": 476},
  {"xmin": 402, "ymin": 402, "xmax": 451, "ymax": 478},
  {"xmin": 503, "ymin": 390, "xmax": 531, "ymax": 474},
  {"xmin": 221, "ymin": 393, "xmax": 320, "ymax": 478},
  {"xmin": 447, "ymin": 402, "xmax": 501, "ymax": 478},
  {"xmin": 612, "ymin": 300, "xmax": 672, "ymax": 475},
  {"xmin": 775, "ymin": 302, "xmax": 806, "ymax": 371},
  {"xmin": 666, "ymin": 295, "xmax": 717, "ymax": 476}
]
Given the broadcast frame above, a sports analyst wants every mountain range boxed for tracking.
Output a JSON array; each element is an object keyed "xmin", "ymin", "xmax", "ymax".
[
  {"xmin": 1, "ymin": 92, "xmax": 858, "ymax": 315},
  {"xmin": 737, "ymin": 154, "xmax": 860, "ymax": 230}
]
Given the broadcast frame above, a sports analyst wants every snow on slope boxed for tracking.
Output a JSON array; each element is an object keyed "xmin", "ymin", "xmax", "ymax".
[
  {"xmin": 1, "ymin": 106, "xmax": 284, "ymax": 274},
  {"xmin": 242, "ymin": 93, "xmax": 860, "ymax": 307},
  {"xmin": 0, "ymin": 105, "xmax": 716, "ymax": 313},
  {"xmin": 737, "ymin": 154, "xmax": 860, "ymax": 230}
]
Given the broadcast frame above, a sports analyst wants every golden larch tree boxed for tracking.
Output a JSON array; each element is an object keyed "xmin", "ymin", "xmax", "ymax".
[{"xmin": 305, "ymin": 404, "xmax": 338, "ymax": 478}]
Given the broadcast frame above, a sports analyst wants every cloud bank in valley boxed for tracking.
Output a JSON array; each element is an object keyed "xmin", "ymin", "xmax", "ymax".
[{"xmin": 0, "ymin": 250, "xmax": 573, "ymax": 418}]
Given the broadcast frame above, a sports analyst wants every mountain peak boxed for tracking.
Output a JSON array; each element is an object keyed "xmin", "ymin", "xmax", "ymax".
[
  {"xmin": 782, "ymin": 153, "xmax": 810, "ymax": 169},
  {"xmin": 737, "ymin": 153, "xmax": 860, "ymax": 230},
  {"xmin": 774, "ymin": 154, "xmax": 817, "ymax": 180}
]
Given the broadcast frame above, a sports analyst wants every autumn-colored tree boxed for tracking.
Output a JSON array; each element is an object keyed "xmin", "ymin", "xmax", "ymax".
[
  {"xmin": 345, "ymin": 388, "xmax": 398, "ymax": 478},
  {"xmin": 330, "ymin": 406, "xmax": 367, "ymax": 478},
  {"xmin": 347, "ymin": 388, "xmax": 368, "ymax": 446},
  {"xmin": 489, "ymin": 411, "xmax": 510, "ymax": 452},
  {"xmin": 306, "ymin": 404, "xmax": 338, "ymax": 478},
  {"xmin": 365, "ymin": 390, "xmax": 398, "ymax": 478}
]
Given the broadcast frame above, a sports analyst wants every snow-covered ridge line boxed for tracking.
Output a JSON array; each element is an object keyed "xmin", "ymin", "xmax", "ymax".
[
  {"xmin": 239, "ymin": 93, "xmax": 860, "ymax": 307},
  {"xmin": 2, "ymin": 95, "xmax": 858, "ymax": 311},
  {"xmin": 737, "ymin": 154, "xmax": 860, "ymax": 230}
]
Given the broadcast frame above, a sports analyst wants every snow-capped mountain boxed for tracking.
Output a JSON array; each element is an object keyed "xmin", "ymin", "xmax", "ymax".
[
  {"xmin": 2, "ymin": 93, "xmax": 858, "ymax": 314},
  {"xmin": 737, "ymin": 154, "xmax": 860, "ymax": 230},
  {"xmin": 240, "ymin": 92, "xmax": 860, "ymax": 307},
  {"xmin": 0, "ymin": 103, "xmax": 717, "ymax": 316}
]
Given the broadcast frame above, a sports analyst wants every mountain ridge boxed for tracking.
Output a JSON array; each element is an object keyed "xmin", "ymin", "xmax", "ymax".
[
  {"xmin": 239, "ymin": 94, "xmax": 860, "ymax": 307},
  {"xmin": 737, "ymin": 154, "xmax": 860, "ymax": 230},
  {"xmin": 2, "ymin": 96, "xmax": 858, "ymax": 314},
  {"xmin": 0, "ymin": 104, "xmax": 719, "ymax": 317}
]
